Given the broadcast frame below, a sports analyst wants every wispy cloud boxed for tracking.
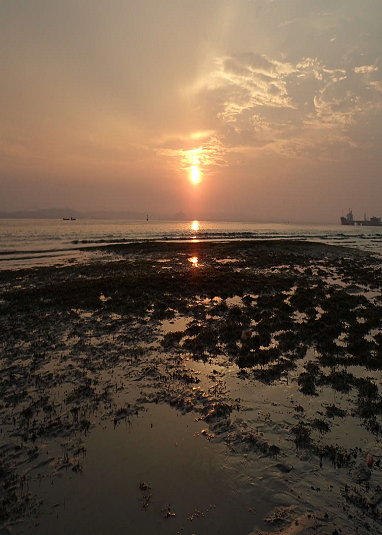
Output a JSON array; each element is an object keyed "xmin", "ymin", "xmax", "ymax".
[
  {"xmin": 354, "ymin": 65, "xmax": 379, "ymax": 74},
  {"xmin": 182, "ymin": 48, "xmax": 382, "ymax": 165}
]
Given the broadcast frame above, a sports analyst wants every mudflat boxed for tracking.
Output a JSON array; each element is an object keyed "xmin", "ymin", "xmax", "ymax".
[{"xmin": 1, "ymin": 240, "xmax": 382, "ymax": 534}]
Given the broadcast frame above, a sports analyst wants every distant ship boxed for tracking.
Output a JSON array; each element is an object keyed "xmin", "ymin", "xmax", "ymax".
[
  {"xmin": 340, "ymin": 210, "xmax": 354, "ymax": 226},
  {"xmin": 357, "ymin": 214, "xmax": 382, "ymax": 227},
  {"xmin": 340, "ymin": 210, "xmax": 382, "ymax": 226}
]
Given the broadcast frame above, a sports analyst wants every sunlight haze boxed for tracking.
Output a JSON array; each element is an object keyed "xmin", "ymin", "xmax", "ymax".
[{"xmin": 1, "ymin": 0, "xmax": 381, "ymax": 223}]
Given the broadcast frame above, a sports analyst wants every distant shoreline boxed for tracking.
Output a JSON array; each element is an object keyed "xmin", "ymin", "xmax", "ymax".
[{"xmin": 0, "ymin": 211, "xmax": 337, "ymax": 225}]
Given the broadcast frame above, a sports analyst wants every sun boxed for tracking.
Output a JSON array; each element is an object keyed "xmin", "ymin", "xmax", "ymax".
[{"xmin": 190, "ymin": 166, "xmax": 200, "ymax": 184}]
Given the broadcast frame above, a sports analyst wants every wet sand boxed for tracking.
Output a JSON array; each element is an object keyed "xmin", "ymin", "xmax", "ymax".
[{"xmin": 1, "ymin": 240, "xmax": 382, "ymax": 534}]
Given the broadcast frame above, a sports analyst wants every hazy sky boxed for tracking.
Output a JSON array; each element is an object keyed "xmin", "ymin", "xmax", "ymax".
[{"xmin": 1, "ymin": 0, "xmax": 381, "ymax": 222}]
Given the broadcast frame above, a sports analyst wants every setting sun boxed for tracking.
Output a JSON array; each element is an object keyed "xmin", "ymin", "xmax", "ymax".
[{"xmin": 190, "ymin": 166, "xmax": 200, "ymax": 184}]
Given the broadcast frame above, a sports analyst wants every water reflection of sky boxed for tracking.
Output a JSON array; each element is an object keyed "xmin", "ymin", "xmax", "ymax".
[{"xmin": 3, "ymin": 220, "xmax": 382, "ymax": 270}]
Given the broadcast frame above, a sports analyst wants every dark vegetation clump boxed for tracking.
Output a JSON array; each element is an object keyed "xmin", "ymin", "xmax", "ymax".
[
  {"xmin": 1, "ymin": 239, "xmax": 382, "ymax": 526},
  {"xmin": 161, "ymin": 330, "xmax": 184, "ymax": 348},
  {"xmin": 311, "ymin": 418, "xmax": 330, "ymax": 434},
  {"xmin": 315, "ymin": 444, "xmax": 355, "ymax": 468},
  {"xmin": 325, "ymin": 404, "xmax": 346, "ymax": 418},
  {"xmin": 291, "ymin": 422, "xmax": 311, "ymax": 448},
  {"xmin": 252, "ymin": 358, "xmax": 295, "ymax": 384},
  {"xmin": 320, "ymin": 369, "xmax": 355, "ymax": 393},
  {"xmin": 298, "ymin": 361, "xmax": 321, "ymax": 396}
]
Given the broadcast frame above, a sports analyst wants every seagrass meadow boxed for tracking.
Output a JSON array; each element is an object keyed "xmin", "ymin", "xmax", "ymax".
[{"xmin": 1, "ymin": 240, "xmax": 382, "ymax": 534}]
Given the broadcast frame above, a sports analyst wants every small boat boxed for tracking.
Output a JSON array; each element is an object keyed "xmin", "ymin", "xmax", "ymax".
[
  {"xmin": 63, "ymin": 218, "xmax": 69, "ymax": 220},
  {"xmin": 71, "ymin": 217, "xmax": 76, "ymax": 220}
]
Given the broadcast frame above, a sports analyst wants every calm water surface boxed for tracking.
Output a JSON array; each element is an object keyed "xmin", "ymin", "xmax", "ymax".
[{"xmin": 1, "ymin": 219, "xmax": 382, "ymax": 269}]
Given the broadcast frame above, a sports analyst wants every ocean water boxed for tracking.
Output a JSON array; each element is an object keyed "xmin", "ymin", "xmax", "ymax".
[{"xmin": 1, "ymin": 218, "xmax": 382, "ymax": 269}]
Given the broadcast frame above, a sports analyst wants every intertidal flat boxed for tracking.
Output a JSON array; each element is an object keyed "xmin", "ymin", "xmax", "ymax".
[{"xmin": 1, "ymin": 240, "xmax": 382, "ymax": 534}]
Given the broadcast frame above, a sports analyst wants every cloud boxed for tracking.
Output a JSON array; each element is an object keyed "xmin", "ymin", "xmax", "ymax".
[
  {"xmin": 278, "ymin": 18, "xmax": 301, "ymax": 28},
  {"xmin": 1, "ymin": 0, "xmax": 382, "ymax": 219},
  {"xmin": 153, "ymin": 35, "xmax": 382, "ymax": 176},
  {"xmin": 178, "ymin": 46, "xmax": 382, "ymax": 166},
  {"xmin": 354, "ymin": 65, "xmax": 379, "ymax": 74},
  {"xmin": 155, "ymin": 135, "xmax": 228, "ymax": 175}
]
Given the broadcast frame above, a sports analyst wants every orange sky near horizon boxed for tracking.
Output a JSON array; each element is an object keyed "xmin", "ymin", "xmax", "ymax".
[{"xmin": 1, "ymin": 1, "xmax": 382, "ymax": 223}]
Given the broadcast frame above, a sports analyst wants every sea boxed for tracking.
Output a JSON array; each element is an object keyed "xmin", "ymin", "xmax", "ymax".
[{"xmin": 1, "ymin": 218, "xmax": 382, "ymax": 270}]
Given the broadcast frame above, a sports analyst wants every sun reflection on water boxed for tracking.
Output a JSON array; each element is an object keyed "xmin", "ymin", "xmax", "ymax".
[
  {"xmin": 188, "ymin": 256, "xmax": 199, "ymax": 267},
  {"xmin": 190, "ymin": 220, "xmax": 200, "ymax": 241}
]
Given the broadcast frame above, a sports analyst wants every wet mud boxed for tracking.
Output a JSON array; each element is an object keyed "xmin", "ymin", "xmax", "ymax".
[{"xmin": 0, "ymin": 240, "xmax": 382, "ymax": 534}]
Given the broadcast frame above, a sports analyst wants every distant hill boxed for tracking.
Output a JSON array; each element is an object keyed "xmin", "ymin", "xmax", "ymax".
[{"xmin": 171, "ymin": 211, "xmax": 186, "ymax": 221}]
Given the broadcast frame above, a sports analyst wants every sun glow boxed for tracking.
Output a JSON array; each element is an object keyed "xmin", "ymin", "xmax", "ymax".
[{"xmin": 190, "ymin": 166, "xmax": 200, "ymax": 184}]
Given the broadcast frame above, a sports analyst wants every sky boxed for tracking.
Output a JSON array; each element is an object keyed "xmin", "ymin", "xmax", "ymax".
[{"xmin": 1, "ymin": 0, "xmax": 381, "ymax": 223}]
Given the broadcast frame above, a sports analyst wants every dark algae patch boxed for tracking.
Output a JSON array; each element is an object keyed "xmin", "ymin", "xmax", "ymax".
[{"xmin": 1, "ymin": 240, "xmax": 382, "ymax": 534}]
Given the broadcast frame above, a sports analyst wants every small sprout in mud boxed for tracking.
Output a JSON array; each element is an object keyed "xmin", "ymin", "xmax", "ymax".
[{"xmin": 164, "ymin": 503, "xmax": 176, "ymax": 518}]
